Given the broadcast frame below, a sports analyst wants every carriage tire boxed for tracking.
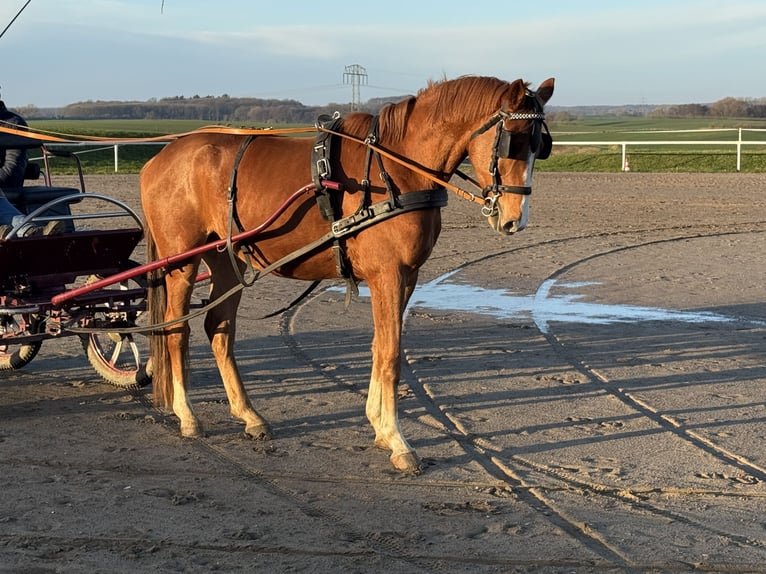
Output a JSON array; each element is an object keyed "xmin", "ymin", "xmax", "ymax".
[
  {"xmin": 81, "ymin": 333, "xmax": 152, "ymax": 389},
  {"xmin": 0, "ymin": 313, "xmax": 44, "ymax": 371},
  {"xmin": 79, "ymin": 259, "xmax": 152, "ymax": 389},
  {"xmin": 0, "ymin": 341, "xmax": 42, "ymax": 371}
]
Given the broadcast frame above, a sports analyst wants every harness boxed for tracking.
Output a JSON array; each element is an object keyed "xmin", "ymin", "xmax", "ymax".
[
  {"xmin": 221, "ymin": 115, "xmax": 448, "ymax": 307},
  {"xmin": 70, "ymin": 89, "xmax": 551, "ymax": 335},
  {"xmin": 311, "ymin": 112, "xmax": 359, "ymax": 298},
  {"xmin": 310, "ymin": 112, "xmax": 409, "ymax": 300},
  {"xmin": 220, "ymin": 93, "xmax": 550, "ymax": 310}
]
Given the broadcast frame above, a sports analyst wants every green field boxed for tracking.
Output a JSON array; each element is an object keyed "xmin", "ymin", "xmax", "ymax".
[{"xmin": 27, "ymin": 117, "xmax": 766, "ymax": 174}]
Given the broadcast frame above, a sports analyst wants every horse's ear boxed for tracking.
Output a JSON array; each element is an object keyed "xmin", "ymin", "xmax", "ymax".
[
  {"xmin": 508, "ymin": 79, "xmax": 528, "ymax": 107},
  {"xmin": 536, "ymin": 78, "xmax": 555, "ymax": 105}
]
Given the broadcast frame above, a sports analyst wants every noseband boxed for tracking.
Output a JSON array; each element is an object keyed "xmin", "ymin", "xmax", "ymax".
[{"xmin": 470, "ymin": 89, "xmax": 552, "ymax": 214}]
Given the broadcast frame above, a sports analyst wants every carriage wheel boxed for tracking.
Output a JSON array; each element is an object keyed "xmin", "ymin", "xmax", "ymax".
[
  {"xmin": 78, "ymin": 261, "xmax": 152, "ymax": 389},
  {"xmin": 80, "ymin": 331, "xmax": 152, "ymax": 389},
  {"xmin": 0, "ymin": 314, "xmax": 43, "ymax": 371}
]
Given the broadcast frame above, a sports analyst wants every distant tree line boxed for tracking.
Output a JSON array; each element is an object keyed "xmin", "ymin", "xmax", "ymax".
[
  {"xmin": 12, "ymin": 94, "xmax": 766, "ymax": 123},
  {"xmin": 653, "ymin": 97, "xmax": 766, "ymax": 118},
  {"xmin": 14, "ymin": 94, "xmax": 408, "ymax": 123}
]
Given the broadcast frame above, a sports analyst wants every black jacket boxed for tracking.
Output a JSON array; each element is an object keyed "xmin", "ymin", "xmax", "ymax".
[{"xmin": 0, "ymin": 101, "xmax": 29, "ymax": 188}]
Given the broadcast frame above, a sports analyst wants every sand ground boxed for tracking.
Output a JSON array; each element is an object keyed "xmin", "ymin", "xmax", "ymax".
[{"xmin": 2, "ymin": 172, "xmax": 766, "ymax": 572}]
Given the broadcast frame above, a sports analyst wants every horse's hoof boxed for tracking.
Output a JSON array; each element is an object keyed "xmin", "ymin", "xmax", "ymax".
[
  {"xmin": 390, "ymin": 451, "xmax": 422, "ymax": 474},
  {"xmin": 180, "ymin": 421, "xmax": 203, "ymax": 438},
  {"xmin": 245, "ymin": 423, "xmax": 272, "ymax": 441}
]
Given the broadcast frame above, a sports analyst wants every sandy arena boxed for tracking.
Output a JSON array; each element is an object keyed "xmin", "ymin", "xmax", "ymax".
[{"xmin": 2, "ymin": 172, "xmax": 766, "ymax": 573}]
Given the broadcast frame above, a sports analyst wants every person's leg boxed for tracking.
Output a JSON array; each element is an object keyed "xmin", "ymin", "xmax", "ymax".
[
  {"xmin": 0, "ymin": 195, "xmax": 42, "ymax": 237},
  {"xmin": 0, "ymin": 194, "xmax": 61, "ymax": 237},
  {"xmin": 0, "ymin": 195, "xmax": 23, "ymax": 226}
]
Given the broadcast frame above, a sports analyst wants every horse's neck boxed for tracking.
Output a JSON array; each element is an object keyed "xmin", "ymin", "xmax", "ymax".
[{"xmin": 384, "ymin": 113, "xmax": 472, "ymax": 182}]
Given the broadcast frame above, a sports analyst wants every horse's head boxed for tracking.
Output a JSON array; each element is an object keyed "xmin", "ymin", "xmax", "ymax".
[{"xmin": 467, "ymin": 78, "xmax": 555, "ymax": 235}]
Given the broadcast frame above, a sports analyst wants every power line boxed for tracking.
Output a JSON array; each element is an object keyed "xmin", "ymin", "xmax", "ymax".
[{"xmin": 0, "ymin": 0, "xmax": 32, "ymax": 41}]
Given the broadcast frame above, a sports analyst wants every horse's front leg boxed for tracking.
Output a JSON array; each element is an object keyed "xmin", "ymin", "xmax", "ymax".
[
  {"xmin": 204, "ymin": 257, "xmax": 272, "ymax": 440},
  {"xmin": 366, "ymin": 272, "xmax": 420, "ymax": 473}
]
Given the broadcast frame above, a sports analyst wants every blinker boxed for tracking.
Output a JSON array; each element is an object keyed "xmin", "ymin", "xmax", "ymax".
[
  {"xmin": 495, "ymin": 122, "xmax": 553, "ymax": 161},
  {"xmin": 538, "ymin": 131, "xmax": 552, "ymax": 160},
  {"xmin": 496, "ymin": 128, "xmax": 513, "ymax": 159}
]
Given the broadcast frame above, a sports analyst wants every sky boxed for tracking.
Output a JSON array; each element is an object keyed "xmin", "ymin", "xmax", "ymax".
[{"xmin": 1, "ymin": 0, "xmax": 765, "ymax": 109}]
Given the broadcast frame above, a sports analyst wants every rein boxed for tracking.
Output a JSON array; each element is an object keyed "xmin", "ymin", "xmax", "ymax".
[
  {"xmin": 65, "ymin": 186, "xmax": 448, "ymax": 335},
  {"xmin": 316, "ymin": 126, "xmax": 488, "ymax": 207}
]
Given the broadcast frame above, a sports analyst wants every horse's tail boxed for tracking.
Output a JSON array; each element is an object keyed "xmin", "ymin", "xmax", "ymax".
[{"xmin": 145, "ymin": 223, "xmax": 174, "ymax": 409}]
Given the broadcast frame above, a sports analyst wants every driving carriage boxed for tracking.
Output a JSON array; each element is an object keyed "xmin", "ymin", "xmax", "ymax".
[{"xmin": 0, "ymin": 130, "xmax": 152, "ymax": 387}]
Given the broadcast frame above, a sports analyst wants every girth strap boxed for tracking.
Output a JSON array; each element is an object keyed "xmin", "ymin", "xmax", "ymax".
[
  {"xmin": 227, "ymin": 135, "xmax": 255, "ymax": 231},
  {"xmin": 225, "ymin": 135, "xmax": 261, "ymax": 286},
  {"xmin": 250, "ymin": 187, "xmax": 448, "ymax": 285},
  {"xmin": 311, "ymin": 113, "xmax": 391, "ymax": 301},
  {"xmin": 311, "ymin": 112, "xmax": 343, "ymax": 221}
]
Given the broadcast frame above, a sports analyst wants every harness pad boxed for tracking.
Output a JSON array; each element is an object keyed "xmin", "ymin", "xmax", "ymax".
[{"xmin": 311, "ymin": 113, "xmax": 343, "ymax": 221}]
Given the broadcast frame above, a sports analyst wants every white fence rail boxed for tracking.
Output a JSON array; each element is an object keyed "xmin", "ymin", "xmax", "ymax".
[
  {"xmin": 555, "ymin": 128, "xmax": 766, "ymax": 171},
  {"xmin": 38, "ymin": 142, "xmax": 168, "ymax": 173},
  {"xmin": 38, "ymin": 128, "xmax": 766, "ymax": 172}
]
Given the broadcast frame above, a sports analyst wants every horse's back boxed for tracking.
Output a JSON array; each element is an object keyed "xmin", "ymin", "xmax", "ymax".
[
  {"xmin": 142, "ymin": 133, "xmax": 241, "ymax": 189},
  {"xmin": 142, "ymin": 133, "xmax": 311, "ymax": 195},
  {"xmin": 140, "ymin": 132, "xmax": 319, "ymax": 260}
]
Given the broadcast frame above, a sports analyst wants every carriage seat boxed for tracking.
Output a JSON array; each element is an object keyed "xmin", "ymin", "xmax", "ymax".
[
  {"xmin": 2, "ymin": 185, "xmax": 83, "ymax": 206},
  {"xmin": 2, "ymin": 186, "xmax": 82, "ymax": 234},
  {"xmin": 3, "ymin": 160, "xmax": 83, "ymax": 210}
]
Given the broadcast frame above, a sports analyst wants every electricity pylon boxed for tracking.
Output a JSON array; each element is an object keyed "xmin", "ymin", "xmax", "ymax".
[{"xmin": 343, "ymin": 64, "xmax": 368, "ymax": 111}]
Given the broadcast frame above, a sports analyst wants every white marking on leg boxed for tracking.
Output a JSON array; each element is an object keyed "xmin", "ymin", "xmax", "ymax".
[
  {"xmin": 172, "ymin": 375, "xmax": 200, "ymax": 436},
  {"xmin": 367, "ymin": 374, "xmax": 412, "ymax": 455}
]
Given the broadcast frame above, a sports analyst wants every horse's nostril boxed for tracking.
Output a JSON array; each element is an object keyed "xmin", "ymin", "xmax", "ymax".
[{"xmin": 503, "ymin": 221, "xmax": 518, "ymax": 233}]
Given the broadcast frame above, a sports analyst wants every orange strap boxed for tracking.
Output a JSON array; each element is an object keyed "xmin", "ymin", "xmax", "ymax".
[
  {"xmin": 0, "ymin": 123, "xmax": 487, "ymax": 206},
  {"xmin": 0, "ymin": 123, "xmax": 313, "ymax": 144}
]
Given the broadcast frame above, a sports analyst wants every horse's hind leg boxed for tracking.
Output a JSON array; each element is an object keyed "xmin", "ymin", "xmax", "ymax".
[
  {"xmin": 203, "ymin": 255, "xmax": 272, "ymax": 440},
  {"xmin": 164, "ymin": 265, "xmax": 204, "ymax": 437}
]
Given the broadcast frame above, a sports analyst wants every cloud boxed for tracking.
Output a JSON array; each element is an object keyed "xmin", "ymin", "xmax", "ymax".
[{"xmin": 3, "ymin": 0, "xmax": 766, "ymax": 107}]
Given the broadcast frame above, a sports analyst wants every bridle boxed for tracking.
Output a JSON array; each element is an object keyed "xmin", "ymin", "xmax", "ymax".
[
  {"xmin": 311, "ymin": 86, "xmax": 552, "ymax": 223},
  {"xmin": 469, "ymin": 89, "xmax": 552, "ymax": 215}
]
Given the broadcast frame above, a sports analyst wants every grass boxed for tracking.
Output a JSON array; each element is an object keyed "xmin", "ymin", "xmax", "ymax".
[{"xmin": 25, "ymin": 117, "xmax": 766, "ymax": 175}]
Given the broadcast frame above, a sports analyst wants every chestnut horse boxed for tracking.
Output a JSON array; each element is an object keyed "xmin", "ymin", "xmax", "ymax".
[{"xmin": 140, "ymin": 75, "xmax": 554, "ymax": 473}]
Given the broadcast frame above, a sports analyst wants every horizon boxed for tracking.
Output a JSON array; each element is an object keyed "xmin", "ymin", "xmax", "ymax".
[
  {"xmin": 2, "ymin": 1, "xmax": 765, "ymax": 109},
  {"xmin": 10, "ymin": 91, "xmax": 747, "ymax": 113}
]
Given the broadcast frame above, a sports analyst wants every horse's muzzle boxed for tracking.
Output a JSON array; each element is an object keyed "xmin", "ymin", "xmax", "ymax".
[
  {"xmin": 488, "ymin": 200, "xmax": 528, "ymax": 235},
  {"xmin": 483, "ymin": 191, "xmax": 529, "ymax": 235},
  {"xmin": 488, "ymin": 214, "xmax": 525, "ymax": 235}
]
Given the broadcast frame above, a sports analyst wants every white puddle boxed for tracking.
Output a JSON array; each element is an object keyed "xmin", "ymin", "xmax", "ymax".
[{"xmin": 332, "ymin": 269, "xmax": 750, "ymax": 333}]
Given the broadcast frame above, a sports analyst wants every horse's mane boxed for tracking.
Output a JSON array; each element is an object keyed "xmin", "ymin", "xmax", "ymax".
[
  {"xmin": 379, "ymin": 76, "xmax": 528, "ymax": 144},
  {"xmin": 338, "ymin": 76, "xmax": 528, "ymax": 145}
]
